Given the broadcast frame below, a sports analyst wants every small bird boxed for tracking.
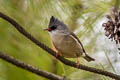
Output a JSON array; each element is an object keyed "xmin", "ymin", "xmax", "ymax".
[{"xmin": 44, "ymin": 16, "xmax": 95, "ymax": 64}]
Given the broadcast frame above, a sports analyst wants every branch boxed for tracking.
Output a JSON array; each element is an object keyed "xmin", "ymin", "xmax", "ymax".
[
  {"xmin": 115, "ymin": 0, "xmax": 119, "ymax": 10},
  {"xmin": 0, "ymin": 51, "xmax": 64, "ymax": 80},
  {"xmin": 0, "ymin": 12, "xmax": 120, "ymax": 80}
]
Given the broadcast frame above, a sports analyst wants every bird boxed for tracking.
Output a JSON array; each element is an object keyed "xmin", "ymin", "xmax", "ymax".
[{"xmin": 44, "ymin": 16, "xmax": 95, "ymax": 64}]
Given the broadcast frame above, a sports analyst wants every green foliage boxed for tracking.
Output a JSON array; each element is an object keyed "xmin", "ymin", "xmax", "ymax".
[{"xmin": 0, "ymin": 0, "xmax": 119, "ymax": 80}]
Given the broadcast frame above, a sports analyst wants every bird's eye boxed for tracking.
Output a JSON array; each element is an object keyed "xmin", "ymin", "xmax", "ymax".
[{"xmin": 50, "ymin": 26, "xmax": 57, "ymax": 30}]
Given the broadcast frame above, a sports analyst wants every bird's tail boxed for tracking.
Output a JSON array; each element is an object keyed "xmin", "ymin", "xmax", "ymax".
[{"xmin": 83, "ymin": 54, "xmax": 95, "ymax": 62}]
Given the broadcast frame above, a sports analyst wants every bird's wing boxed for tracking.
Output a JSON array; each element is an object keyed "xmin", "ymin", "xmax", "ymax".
[{"xmin": 70, "ymin": 32, "xmax": 87, "ymax": 55}]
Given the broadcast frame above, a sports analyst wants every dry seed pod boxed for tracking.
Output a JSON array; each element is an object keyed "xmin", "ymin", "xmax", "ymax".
[
  {"xmin": 106, "ymin": 15, "xmax": 111, "ymax": 19},
  {"xmin": 105, "ymin": 31, "xmax": 110, "ymax": 36},
  {"xmin": 102, "ymin": 23, "xmax": 107, "ymax": 27},
  {"xmin": 115, "ymin": 34, "xmax": 118, "ymax": 40},
  {"xmin": 102, "ymin": 7, "xmax": 120, "ymax": 44}
]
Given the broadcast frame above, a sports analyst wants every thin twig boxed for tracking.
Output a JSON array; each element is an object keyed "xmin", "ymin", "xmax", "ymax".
[
  {"xmin": 0, "ymin": 12, "xmax": 120, "ymax": 80},
  {"xmin": 0, "ymin": 51, "xmax": 64, "ymax": 80},
  {"xmin": 105, "ymin": 52, "xmax": 116, "ymax": 73},
  {"xmin": 115, "ymin": 0, "xmax": 119, "ymax": 10}
]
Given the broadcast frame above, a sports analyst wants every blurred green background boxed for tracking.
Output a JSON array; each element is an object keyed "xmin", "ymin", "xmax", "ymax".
[{"xmin": 0, "ymin": 0, "xmax": 120, "ymax": 80}]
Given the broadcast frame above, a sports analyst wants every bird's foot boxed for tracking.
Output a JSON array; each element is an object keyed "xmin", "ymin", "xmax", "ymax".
[
  {"xmin": 55, "ymin": 52, "xmax": 62, "ymax": 57},
  {"xmin": 76, "ymin": 57, "xmax": 80, "ymax": 68}
]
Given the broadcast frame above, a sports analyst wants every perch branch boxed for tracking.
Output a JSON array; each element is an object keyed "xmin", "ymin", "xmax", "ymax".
[
  {"xmin": 0, "ymin": 51, "xmax": 64, "ymax": 80},
  {"xmin": 0, "ymin": 12, "xmax": 120, "ymax": 80}
]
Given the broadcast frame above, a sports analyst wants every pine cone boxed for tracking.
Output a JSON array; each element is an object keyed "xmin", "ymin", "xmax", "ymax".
[{"xmin": 102, "ymin": 7, "xmax": 120, "ymax": 44}]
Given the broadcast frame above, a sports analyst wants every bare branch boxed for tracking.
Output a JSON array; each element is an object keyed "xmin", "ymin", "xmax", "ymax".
[
  {"xmin": 0, "ymin": 51, "xmax": 64, "ymax": 80},
  {"xmin": 0, "ymin": 12, "xmax": 120, "ymax": 80}
]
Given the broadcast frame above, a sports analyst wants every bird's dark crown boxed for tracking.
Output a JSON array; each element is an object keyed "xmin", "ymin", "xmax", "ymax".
[{"xmin": 48, "ymin": 16, "xmax": 67, "ymax": 31}]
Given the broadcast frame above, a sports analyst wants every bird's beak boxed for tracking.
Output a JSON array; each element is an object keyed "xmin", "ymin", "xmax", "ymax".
[
  {"xmin": 44, "ymin": 28, "xmax": 51, "ymax": 31},
  {"xmin": 44, "ymin": 28, "xmax": 48, "ymax": 31}
]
